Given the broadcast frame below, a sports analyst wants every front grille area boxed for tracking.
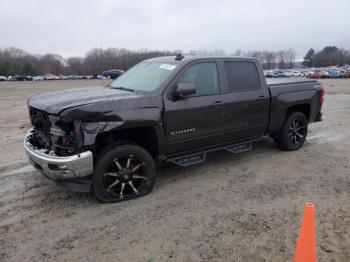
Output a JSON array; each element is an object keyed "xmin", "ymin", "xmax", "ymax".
[
  {"xmin": 28, "ymin": 107, "xmax": 80, "ymax": 156},
  {"xmin": 29, "ymin": 107, "xmax": 52, "ymax": 150}
]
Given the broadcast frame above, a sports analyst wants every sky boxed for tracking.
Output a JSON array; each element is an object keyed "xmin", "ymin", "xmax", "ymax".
[{"xmin": 1, "ymin": 0, "xmax": 349, "ymax": 59}]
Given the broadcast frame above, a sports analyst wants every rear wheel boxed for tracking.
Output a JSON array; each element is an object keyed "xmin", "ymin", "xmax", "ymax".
[
  {"xmin": 93, "ymin": 144, "xmax": 156, "ymax": 203},
  {"xmin": 275, "ymin": 112, "xmax": 308, "ymax": 151}
]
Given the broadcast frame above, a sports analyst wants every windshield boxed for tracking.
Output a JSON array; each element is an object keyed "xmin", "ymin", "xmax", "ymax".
[{"xmin": 110, "ymin": 62, "xmax": 178, "ymax": 92}]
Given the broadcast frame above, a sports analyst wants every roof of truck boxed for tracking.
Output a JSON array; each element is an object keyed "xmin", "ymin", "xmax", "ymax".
[{"xmin": 145, "ymin": 55, "xmax": 257, "ymax": 64}]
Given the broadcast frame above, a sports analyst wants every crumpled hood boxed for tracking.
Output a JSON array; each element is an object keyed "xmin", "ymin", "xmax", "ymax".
[{"xmin": 28, "ymin": 86, "xmax": 140, "ymax": 114}]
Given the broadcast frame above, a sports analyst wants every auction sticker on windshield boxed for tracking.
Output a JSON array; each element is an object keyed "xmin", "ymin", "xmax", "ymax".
[{"xmin": 159, "ymin": 64, "xmax": 176, "ymax": 70}]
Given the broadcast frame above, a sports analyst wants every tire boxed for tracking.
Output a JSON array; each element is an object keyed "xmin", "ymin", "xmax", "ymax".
[
  {"xmin": 92, "ymin": 144, "xmax": 156, "ymax": 203},
  {"xmin": 275, "ymin": 112, "xmax": 308, "ymax": 151}
]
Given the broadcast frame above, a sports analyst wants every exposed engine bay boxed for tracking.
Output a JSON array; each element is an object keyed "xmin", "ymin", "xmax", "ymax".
[{"xmin": 29, "ymin": 107, "xmax": 81, "ymax": 156}]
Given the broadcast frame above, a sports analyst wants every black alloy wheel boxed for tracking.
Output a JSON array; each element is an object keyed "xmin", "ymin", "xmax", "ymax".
[
  {"xmin": 276, "ymin": 112, "xmax": 308, "ymax": 151},
  {"xmin": 288, "ymin": 118, "xmax": 307, "ymax": 146},
  {"xmin": 93, "ymin": 144, "xmax": 156, "ymax": 203}
]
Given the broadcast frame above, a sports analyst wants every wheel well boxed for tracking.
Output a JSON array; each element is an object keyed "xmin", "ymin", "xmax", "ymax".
[
  {"xmin": 95, "ymin": 127, "xmax": 159, "ymax": 158},
  {"xmin": 286, "ymin": 104, "xmax": 310, "ymax": 121}
]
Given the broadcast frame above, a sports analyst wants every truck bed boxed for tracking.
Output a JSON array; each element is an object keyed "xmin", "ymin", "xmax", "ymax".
[{"xmin": 267, "ymin": 79, "xmax": 323, "ymax": 133}]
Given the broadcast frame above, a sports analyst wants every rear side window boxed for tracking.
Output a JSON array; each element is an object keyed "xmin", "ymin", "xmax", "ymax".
[
  {"xmin": 224, "ymin": 61, "xmax": 260, "ymax": 92},
  {"xmin": 178, "ymin": 62, "xmax": 219, "ymax": 96}
]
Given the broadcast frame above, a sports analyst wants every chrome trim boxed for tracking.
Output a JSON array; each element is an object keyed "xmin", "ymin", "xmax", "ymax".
[{"xmin": 24, "ymin": 129, "xmax": 93, "ymax": 180}]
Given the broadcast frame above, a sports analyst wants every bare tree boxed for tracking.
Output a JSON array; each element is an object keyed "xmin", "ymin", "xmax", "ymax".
[
  {"xmin": 277, "ymin": 50, "xmax": 287, "ymax": 69},
  {"xmin": 262, "ymin": 51, "xmax": 276, "ymax": 69},
  {"xmin": 285, "ymin": 48, "xmax": 297, "ymax": 69},
  {"xmin": 245, "ymin": 50, "xmax": 264, "ymax": 65},
  {"xmin": 66, "ymin": 57, "xmax": 84, "ymax": 75}
]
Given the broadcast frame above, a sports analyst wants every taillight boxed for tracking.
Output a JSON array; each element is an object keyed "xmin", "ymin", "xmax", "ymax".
[{"xmin": 320, "ymin": 89, "xmax": 325, "ymax": 105}]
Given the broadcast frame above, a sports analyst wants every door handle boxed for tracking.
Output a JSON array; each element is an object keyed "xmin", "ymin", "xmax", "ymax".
[
  {"xmin": 211, "ymin": 101, "xmax": 224, "ymax": 107},
  {"xmin": 257, "ymin": 96, "xmax": 267, "ymax": 101}
]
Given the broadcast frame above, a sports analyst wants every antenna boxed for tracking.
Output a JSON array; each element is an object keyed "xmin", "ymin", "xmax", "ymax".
[{"xmin": 175, "ymin": 53, "xmax": 184, "ymax": 61}]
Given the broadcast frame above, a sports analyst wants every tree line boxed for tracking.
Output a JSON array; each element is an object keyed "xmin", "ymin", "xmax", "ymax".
[
  {"xmin": 0, "ymin": 47, "xmax": 177, "ymax": 76},
  {"xmin": 302, "ymin": 46, "xmax": 350, "ymax": 68},
  {"xmin": 0, "ymin": 46, "xmax": 349, "ymax": 76},
  {"xmin": 185, "ymin": 49, "xmax": 298, "ymax": 70}
]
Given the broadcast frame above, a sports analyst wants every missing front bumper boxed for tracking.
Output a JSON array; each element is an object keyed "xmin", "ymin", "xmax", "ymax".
[{"xmin": 24, "ymin": 129, "xmax": 93, "ymax": 180}]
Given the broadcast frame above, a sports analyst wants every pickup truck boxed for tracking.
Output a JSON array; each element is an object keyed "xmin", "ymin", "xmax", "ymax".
[{"xmin": 24, "ymin": 55, "xmax": 324, "ymax": 203}]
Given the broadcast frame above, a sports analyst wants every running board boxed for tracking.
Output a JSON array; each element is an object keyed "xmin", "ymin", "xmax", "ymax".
[
  {"xmin": 225, "ymin": 142, "xmax": 253, "ymax": 154},
  {"xmin": 167, "ymin": 140, "xmax": 258, "ymax": 167},
  {"xmin": 169, "ymin": 153, "xmax": 206, "ymax": 167}
]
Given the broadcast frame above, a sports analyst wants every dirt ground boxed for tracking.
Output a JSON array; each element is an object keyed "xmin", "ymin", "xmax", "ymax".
[{"xmin": 0, "ymin": 78, "xmax": 349, "ymax": 261}]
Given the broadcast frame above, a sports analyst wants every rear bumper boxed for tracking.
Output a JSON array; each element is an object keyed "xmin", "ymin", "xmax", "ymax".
[{"xmin": 24, "ymin": 129, "xmax": 93, "ymax": 181}]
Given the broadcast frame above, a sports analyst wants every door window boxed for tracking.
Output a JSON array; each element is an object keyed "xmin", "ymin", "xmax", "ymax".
[
  {"xmin": 178, "ymin": 62, "xmax": 219, "ymax": 96},
  {"xmin": 224, "ymin": 61, "xmax": 260, "ymax": 92}
]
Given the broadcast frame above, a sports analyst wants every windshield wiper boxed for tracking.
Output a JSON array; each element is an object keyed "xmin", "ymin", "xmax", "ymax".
[{"xmin": 110, "ymin": 86, "xmax": 134, "ymax": 92}]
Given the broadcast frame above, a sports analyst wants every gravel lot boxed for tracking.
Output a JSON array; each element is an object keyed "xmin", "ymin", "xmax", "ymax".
[{"xmin": 0, "ymin": 79, "xmax": 349, "ymax": 261}]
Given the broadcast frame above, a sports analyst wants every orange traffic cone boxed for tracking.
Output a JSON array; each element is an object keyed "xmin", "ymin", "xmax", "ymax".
[{"xmin": 294, "ymin": 203, "xmax": 317, "ymax": 262}]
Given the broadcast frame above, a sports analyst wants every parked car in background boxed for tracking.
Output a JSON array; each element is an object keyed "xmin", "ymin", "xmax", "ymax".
[
  {"xmin": 66, "ymin": 75, "xmax": 80, "ymax": 80},
  {"xmin": 14, "ymin": 75, "xmax": 25, "ymax": 81},
  {"xmin": 0, "ymin": 76, "xmax": 7, "ymax": 81},
  {"xmin": 96, "ymin": 75, "xmax": 105, "ymax": 79},
  {"xmin": 14, "ymin": 75, "xmax": 33, "ymax": 81},
  {"xmin": 307, "ymin": 72, "xmax": 323, "ymax": 79},
  {"xmin": 33, "ymin": 76, "xmax": 45, "ymax": 81},
  {"xmin": 43, "ymin": 74, "xmax": 60, "ymax": 80},
  {"xmin": 305, "ymin": 71, "xmax": 314, "ymax": 77},
  {"xmin": 320, "ymin": 71, "xmax": 329, "ymax": 78},
  {"xmin": 59, "ymin": 75, "xmax": 69, "ymax": 80},
  {"xmin": 329, "ymin": 70, "xmax": 341, "ymax": 78},
  {"xmin": 275, "ymin": 71, "xmax": 290, "ymax": 77},
  {"xmin": 103, "ymin": 69, "xmax": 124, "ymax": 79},
  {"xmin": 290, "ymin": 71, "xmax": 303, "ymax": 77},
  {"xmin": 340, "ymin": 70, "xmax": 350, "ymax": 78},
  {"xmin": 80, "ymin": 75, "xmax": 94, "ymax": 80},
  {"xmin": 24, "ymin": 76, "xmax": 33, "ymax": 81},
  {"xmin": 265, "ymin": 71, "xmax": 278, "ymax": 78}
]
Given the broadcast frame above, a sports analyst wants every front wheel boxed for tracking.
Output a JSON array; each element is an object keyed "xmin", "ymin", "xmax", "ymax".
[
  {"xmin": 92, "ymin": 144, "xmax": 156, "ymax": 203},
  {"xmin": 275, "ymin": 112, "xmax": 308, "ymax": 151}
]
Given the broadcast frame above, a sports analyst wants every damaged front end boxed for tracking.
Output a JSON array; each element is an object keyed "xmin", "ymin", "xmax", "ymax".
[
  {"xmin": 29, "ymin": 106, "xmax": 85, "ymax": 156},
  {"xmin": 24, "ymin": 107, "xmax": 93, "ymax": 191},
  {"xmin": 49, "ymin": 116, "xmax": 83, "ymax": 156}
]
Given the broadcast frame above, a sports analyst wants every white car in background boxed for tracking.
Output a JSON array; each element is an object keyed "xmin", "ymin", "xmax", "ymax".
[
  {"xmin": 290, "ymin": 71, "xmax": 304, "ymax": 77},
  {"xmin": 33, "ymin": 76, "xmax": 44, "ymax": 81},
  {"xmin": 43, "ymin": 74, "xmax": 60, "ymax": 80},
  {"xmin": 0, "ymin": 76, "xmax": 7, "ymax": 81}
]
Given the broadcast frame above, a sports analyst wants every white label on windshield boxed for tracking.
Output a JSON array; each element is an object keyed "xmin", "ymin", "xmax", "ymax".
[{"xmin": 159, "ymin": 64, "xmax": 176, "ymax": 70}]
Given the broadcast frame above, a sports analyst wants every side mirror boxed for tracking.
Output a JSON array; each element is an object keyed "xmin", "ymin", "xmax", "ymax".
[{"xmin": 172, "ymin": 83, "xmax": 196, "ymax": 98}]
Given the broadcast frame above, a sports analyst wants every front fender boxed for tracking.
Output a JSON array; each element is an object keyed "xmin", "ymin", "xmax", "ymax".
[{"xmin": 59, "ymin": 96, "xmax": 166, "ymax": 153}]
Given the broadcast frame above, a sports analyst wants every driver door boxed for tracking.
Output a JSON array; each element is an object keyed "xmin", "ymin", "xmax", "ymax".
[{"xmin": 163, "ymin": 61, "xmax": 226, "ymax": 155}]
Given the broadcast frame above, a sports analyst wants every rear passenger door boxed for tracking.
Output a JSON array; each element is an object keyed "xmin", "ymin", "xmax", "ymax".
[{"xmin": 220, "ymin": 60, "xmax": 270, "ymax": 142}]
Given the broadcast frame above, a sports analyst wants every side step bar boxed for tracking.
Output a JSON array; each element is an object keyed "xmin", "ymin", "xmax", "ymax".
[
  {"xmin": 169, "ymin": 153, "xmax": 206, "ymax": 167},
  {"xmin": 167, "ymin": 141, "xmax": 255, "ymax": 167},
  {"xmin": 225, "ymin": 142, "xmax": 253, "ymax": 154}
]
